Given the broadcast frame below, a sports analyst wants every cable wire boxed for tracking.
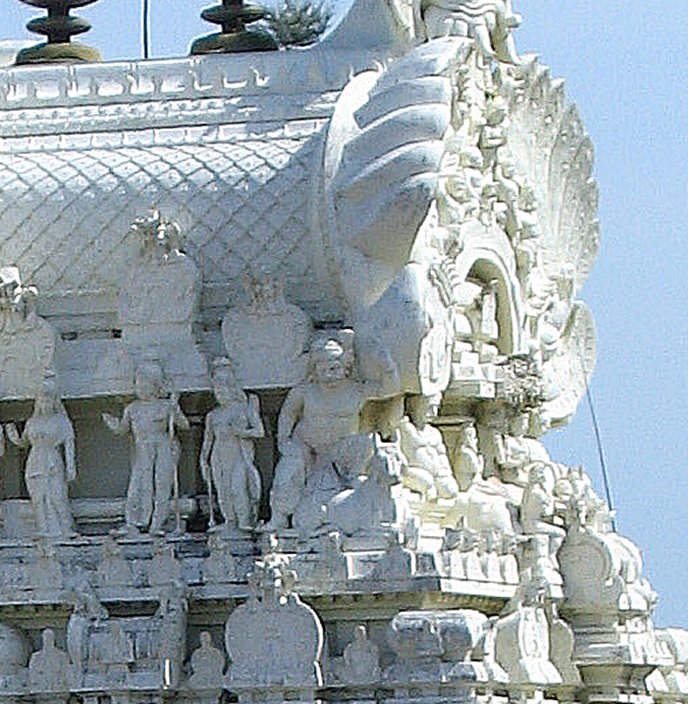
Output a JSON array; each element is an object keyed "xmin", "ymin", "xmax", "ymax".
[
  {"xmin": 142, "ymin": 0, "xmax": 151, "ymax": 59},
  {"xmin": 584, "ymin": 379, "xmax": 617, "ymax": 532}
]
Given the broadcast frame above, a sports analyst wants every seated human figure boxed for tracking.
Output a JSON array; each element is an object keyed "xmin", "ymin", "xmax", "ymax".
[
  {"xmin": 398, "ymin": 394, "xmax": 459, "ymax": 501},
  {"xmin": 267, "ymin": 331, "xmax": 399, "ymax": 531}
]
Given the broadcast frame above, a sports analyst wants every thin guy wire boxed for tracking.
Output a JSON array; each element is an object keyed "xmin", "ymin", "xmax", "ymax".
[{"xmin": 142, "ymin": 0, "xmax": 151, "ymax": 59}]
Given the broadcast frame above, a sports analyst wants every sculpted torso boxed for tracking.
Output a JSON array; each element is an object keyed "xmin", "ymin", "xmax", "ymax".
[
  {"xmin": 289, "ymin": 380, "xmax": 365, "ymax": 457},
  {"xmin": 126, "ymin": 399, "xmax": 177, "ymax": 444}
]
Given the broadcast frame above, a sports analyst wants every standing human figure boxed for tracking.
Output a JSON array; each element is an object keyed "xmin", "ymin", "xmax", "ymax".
[
  {"xmin": 6, "ymin": 373, "xmax": 77, "ymax": 539},
  {"xmin": 200, "ymin": 358, "xmax": 264, "ymax": 531},
  {"xmin": 102, "ymin": 361, "xmax": 189, "ymax": 535}
]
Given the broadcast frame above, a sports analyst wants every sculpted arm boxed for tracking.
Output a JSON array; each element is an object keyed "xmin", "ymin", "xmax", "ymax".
[
  {"xmin": 243, "ymin": 394, "xmax": 265, "ymax": 440},
  {"xmin": 5, "ymin": 422, "xmax": 28, "ymax": 448},
  {"xmin": 277, "ymin": 387, "xmax": 304, "ymax": 451},
  {"xmin": 102, "ymin": 407, "xmax": 131, "ymax": 436},
  {"xmin": 199, "ymin": 413, "xmax": 214, "ymax": 485},
  {"xmin": 63, "ymin": 419, "xmax": 77, "ymax": 482},
  {"xmin": 171, "ymin": 396, "xmax": 191, "ymax": 432}
]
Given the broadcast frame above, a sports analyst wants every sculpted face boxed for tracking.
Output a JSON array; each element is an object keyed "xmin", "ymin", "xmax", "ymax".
[
  {"xmin": 135, "ymin": 363, "xmax": 164, "ymax": 401},
  {"xmin": 313, "ymin": 341, "xmax": 347, "ymax": 384}
]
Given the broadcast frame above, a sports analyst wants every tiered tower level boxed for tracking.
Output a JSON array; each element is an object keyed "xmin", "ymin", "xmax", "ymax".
[{"xmin": 0, "ymin": 3, "xmax": 681, "ymax": 704}]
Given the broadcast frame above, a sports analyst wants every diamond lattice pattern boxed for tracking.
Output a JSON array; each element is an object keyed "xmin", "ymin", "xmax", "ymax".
[{"xmin": 0, "ymin": 135, "xmax": 320, "ymax": 296}]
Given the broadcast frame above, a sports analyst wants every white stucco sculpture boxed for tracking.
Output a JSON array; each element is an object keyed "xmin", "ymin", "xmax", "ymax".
[
  {"xmin": 200, "ymin": 358, "xmax": 264, "ymax": 531},
  {"xmin": 267, "ymin": 330, "xmax": 399, "ymax": 530},
  {"xmin": 0, "ymin": 266, "xmax": 57, "ymax": 400},
  {"xmin": 102, "ymin": 361, "xmax": 190, "ymax": 535},
  {"xmin": 420, "ymin": 0, "xmax": 521, "ymax": 64},
  {"xmin": 119, "ymin": 209, "xmax": 207, "ymax": 388},
  {"xmin": 6, "ymin": 373, "xmax": 77, "ymax": 539},
  {"xmin": 399, "ymin": 394, "xmax": 458, "ymax": 501}
]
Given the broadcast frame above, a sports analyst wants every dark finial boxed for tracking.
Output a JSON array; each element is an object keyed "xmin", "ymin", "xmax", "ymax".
[
  {"xmin": 191, "ymin": 0, "xmax": 279, "ymax": 55},
  {"xmin": 15, "ymin": 0, "xmax": 102, "ymax": 65}
]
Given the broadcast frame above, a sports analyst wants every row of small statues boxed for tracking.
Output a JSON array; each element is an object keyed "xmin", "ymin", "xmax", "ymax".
[{"xmin": 3, "ymin": 326, "xmax": 604, "ymax": 545}]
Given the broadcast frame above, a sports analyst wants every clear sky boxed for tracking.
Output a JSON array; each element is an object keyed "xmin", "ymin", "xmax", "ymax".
[{"xmin": 1, "ymin": 1, "xmax": 687, "ymax": 627}]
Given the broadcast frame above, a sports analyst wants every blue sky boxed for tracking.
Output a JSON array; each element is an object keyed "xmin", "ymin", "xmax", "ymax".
[{"xmin": 1, "ymin": 1, "xmax": 687, "ymax": 626}]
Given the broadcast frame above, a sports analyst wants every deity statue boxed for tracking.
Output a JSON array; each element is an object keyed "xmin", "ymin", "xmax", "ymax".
[
  {"xmin": 6, "ymin": 373, "xmax": 77, "ymax": 539},
  {"xmin": 333, "ymin": 625, "xmax": 381, "ymax": 684},
  {"xmin": 266, "ymin": 330, "xmax": 399, "ymax": 531},
  {"xmin": 187, "ymin": 631, "xmax": 225, "ymax": 690},
  {"xmin": 102, "ymin": 361, "xmax": 190, "ymax": 535},
  {"xmin": 420, "ymin": 0, "xmax": 521, "ymax": 64},
  {"xmin": 451, "ymin": 422, "xmax": 484, "ymax": 491},
  {"xmin": 398, "ymin": 394, "xmax": 459, "ymax": 501},
  {"xmin": 200, "ymin": 358, "xmax": 265, "ymax": 531},
  {"xmin": 28, "ymin": 629, "xmax": 71, "ymax": 691},
  {"xmin": 156, "ymin": 586, "xmax": 188, "ymax": 689},
  {"xmin": 66, "ymin": 582, "xmax": 108, "ymax": 672}
]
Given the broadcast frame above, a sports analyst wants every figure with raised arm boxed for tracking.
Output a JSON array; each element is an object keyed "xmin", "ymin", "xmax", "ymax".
[
  {"xmin": 200, "ymin": 358, "xmax": 264, "ymax": 531},
  {"xmin": 6, "ymin": 372, "xmax": 77, "ymax": 539},
  {"xmin": 102, "ymin": 361, "xmax": 190, "ymax": 535},
  {"xmin": 267, "ymin": 330, "xmax": 399, "ymax": 531}
]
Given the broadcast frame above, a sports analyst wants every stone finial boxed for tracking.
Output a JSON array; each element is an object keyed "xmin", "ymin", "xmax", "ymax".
[
  {"xmin": 190, "ymin": 0, "xmax": 279, "ymax": 54},
  {"xmin": 15, "ymin": 0, "xmax": 102, "ymax": 65}
]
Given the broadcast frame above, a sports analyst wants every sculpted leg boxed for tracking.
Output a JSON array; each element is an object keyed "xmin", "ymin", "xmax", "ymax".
[
  {"xmin": 125, "ymin": 446, "xmax": 155, "ymax": 532},
  {"xmin": 150, "ymin": 446, "xmax": 175, "ymax": 534},
  {"xmin": 267, "ymin": 440, "xmax": 307, "ymax": 530}
]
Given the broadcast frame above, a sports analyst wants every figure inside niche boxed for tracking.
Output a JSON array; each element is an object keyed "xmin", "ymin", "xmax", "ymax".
[
  {"xmin": 451, "ymin": 422, "xmax": 484, "ymax": 491},
  {"xmin": 156, "ymin": 585, "xmax": 188, "ymax": 689},
  {"xmin": 494, "ymin": 411, "xmax": 549, "ymax": 487},
  {"xmin": 102, "ymin": 361, "xmax": 190, "ymax": 536},
  {"xmin": 398, "ymin": 394, "xmax": 458, "ymax": 501},
  {"xmin": 478, "ymin": 97, "xmax": 508, "ymax": 177},
  {"xmin": 266, "ymin": 330, "xmax": 399, "ymax": 531},
  {"xmin": 6, "ymin": 373, "xmax": 77, "ymax": 539},
  {"xmin": 66, "ymin": 583, "xmax": 108, "ymax": 672},
  {"xmin": 187, "ymin": 631, "xmax": 225, "ymax": 690},
  {"xmin": 420, "ymin": 0, "xmax": 521, "ymax": 65},
  {"xmin": 333, "ymin": 625, "xmax": 381, "ymax": 684},
  {"xmin": 200, "ymin": 358, "xmax": 264, "ymax": 531},
  {"xmin": 28, "ymin": 628, "xmax": 71, "ymax": 691}
]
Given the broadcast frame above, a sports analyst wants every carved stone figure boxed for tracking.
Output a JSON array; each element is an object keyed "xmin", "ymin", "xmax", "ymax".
[
  {"xmin": 324, "ymin": 436, "xmax": 405, "ymax": 537},
  {"xmin": 120, "ymin": 209, "xmax": 207, "ymax": 386},
  {"xmin": 451, "ymin": 422, "xmax": 484, "ymax": 491},
  {"xmin": 28, "ymin": 629, "xmax": 71, "ymax": 691},
  {"xmin": 0, "ymin": 266, "xmax": 57, "ymax": 399},
  {"xmin": 149, "ymin": 542, "xmax": 183, "ymax": 588},
  {"xmin": 200, "ymin": 358, "xmax": 264, "ymax": 531},
  {"xmin": 420, "ymin": 0, "xmax": 521, "ymax": 64},
  {"xmin": 102, "ymin": 361, "xmax": 190, "ymax": 535},
  {"xmin": 6, "ymin": 373, "xmax": 77, "ymax": 539},
  {"xmin": 521, "ymin": 462, "xmax": 566, "ymax": 589},
  {"xmin": 493, "ymin": 412, "xmax": 549, "ymax": 486},
  {"xmin": 187, "ymin": 631, "xmax": 225, "ymax": 690},
  {"xmin": 156, "ymin": 586, "xmax": 188, "ymax": 689},
  {"xmin": 202, "ymin": 533, "xmax": 237, "ymax": 584},
  {"xmin": 398, "ymin": 394, "xmax": 458, "ymax": 500},
  {"xmin": 67, "ymin": 581, "xmax": 109, "ymax": 672},
  {"xmin": 267, "ymin": 330, "xmax": 399, "ymax": 531},
  {"xmin": 222, "ymin": 274, "xmax": 312, "ymax": 388},
  {"xmin": 333, "ymin": 625, "xmax": 381, "ymax": 684}
]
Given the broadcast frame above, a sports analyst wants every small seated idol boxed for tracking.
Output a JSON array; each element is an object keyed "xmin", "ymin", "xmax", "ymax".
[
  {"xmin": 398, "ymin": 394, "xmax": 459, "ymax": 501},
  {"xmin": 6, "ymin": 372, "xmax": 77, "ymax": 539},
  {"xmin": 102, "ymin": 361, "xmax": 190, "ymax": 535},
  {"xmin": 267, "ymin": 331, "xmax": 399, "ymax": 531},
  {"xmin": 200, "ymin": 358, "xmax": 264, "ymax": 531}
]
